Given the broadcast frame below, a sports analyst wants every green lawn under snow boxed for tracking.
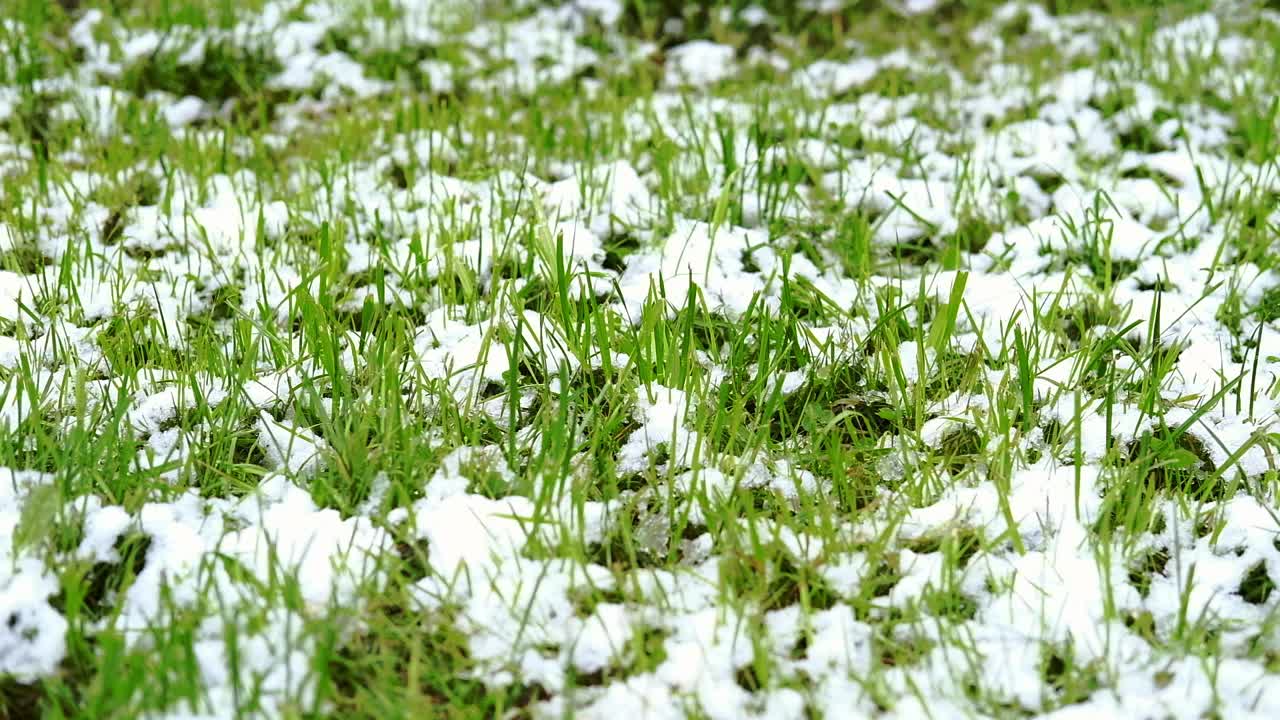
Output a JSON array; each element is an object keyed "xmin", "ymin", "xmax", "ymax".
[{"xmin": 3, "ymin": 0, "xmax": 1280, "ymax": 718}]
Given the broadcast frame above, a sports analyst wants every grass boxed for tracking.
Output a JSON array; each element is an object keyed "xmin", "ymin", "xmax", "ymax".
[{"xmin": 2, "ymin": 0, "xmax": 1280, "ymax": 718}]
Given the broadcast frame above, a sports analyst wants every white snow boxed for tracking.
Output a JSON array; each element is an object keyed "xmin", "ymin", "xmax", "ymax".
[{"xmin": 664, "ymin": 41, "xmax": 737, "ymax": 88}]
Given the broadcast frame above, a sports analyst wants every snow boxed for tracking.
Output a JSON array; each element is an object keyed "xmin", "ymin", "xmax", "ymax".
[
  {"xmin": 77, "ymin": 504, "xmax": 133, "ymax": 562},
  {"xmin": 256, "ymin": 414, "xmax": 329, "ymax": 478},
  {"xmin": 616, "ymin": 219, "xmax": 773, "ymax": 321},
  {"xmin": 0, "ymin": 559, "xmax": 67, "ymax": 681},
  {"xmin": 664, "ymin": 41, "xmax": 737, "ymax": 88},
  {"xmin": 616, "ymin": 383, "xmax": 702, "ymax": 474},
  {"xmin": 1, "ymin": 468, "xmax": 67, "ymax": 680},
  {"xmin": 161, "ymin": 96, "xmax": 206, "ymax": 127}
]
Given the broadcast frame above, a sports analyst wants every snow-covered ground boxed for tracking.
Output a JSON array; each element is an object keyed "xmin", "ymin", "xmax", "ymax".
[{"xmin": 3, "ymin": 0, "xmax": 1280, "ymax": 717}]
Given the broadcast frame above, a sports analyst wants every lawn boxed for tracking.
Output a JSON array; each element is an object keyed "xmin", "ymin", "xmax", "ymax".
[{"xmin": 2, "ymin": 0, "xmax": 1280, "ymax": 718}]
